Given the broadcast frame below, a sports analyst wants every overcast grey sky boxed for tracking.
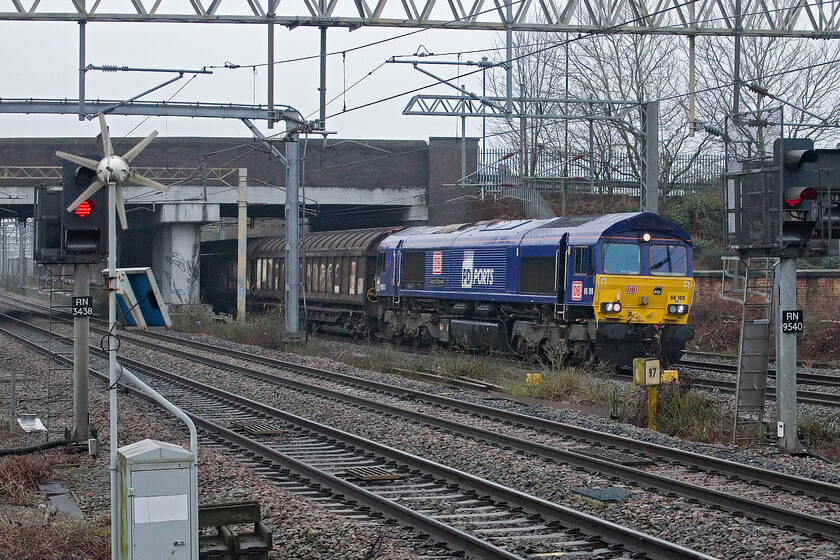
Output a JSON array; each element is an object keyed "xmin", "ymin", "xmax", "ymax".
[{"xmin": 1, "ymin": 20, "xmax": 501, "ymax": 142}]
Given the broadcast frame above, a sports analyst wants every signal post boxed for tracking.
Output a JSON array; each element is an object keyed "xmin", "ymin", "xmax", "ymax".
[
  {"xmin": 36, "ymin": 161, "xmax": 107, "ymax": 444},
  {"xmin": 724, "ymin": 112, "xmax": 831, "ymax": 454},
  {"xmin": 774, "ymin": 138, "xmax": 821, "ymax": 454}
]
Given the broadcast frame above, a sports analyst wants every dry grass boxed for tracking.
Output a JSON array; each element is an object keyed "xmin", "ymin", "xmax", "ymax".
[
  {"xmin": 687, "ymin": 291, "xmax": 742, "ymax": 354},
  {"xmin": 0, "ymin": 453, "xmax": 58, "ymax": 504},
  {"xmin": 797, "ymin": 298, "xmax": 840, "ymax": 366},
  {"xmin": 504, "ymin": 368, "xmax": 585, "ymax": 402},
  {"xmin": 621, "ymin": 378, "xmax": 732, "ymax": 443},
  {"xmin": 0, "ymin": 508, "xmax": 110, "ymax": 560},
  {"xmin": 0, "ymin": 452, "xmax": 111, "ymax": 559}
]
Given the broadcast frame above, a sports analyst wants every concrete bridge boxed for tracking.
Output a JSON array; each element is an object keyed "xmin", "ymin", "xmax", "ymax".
[{"xmin": 0, "ymin": 136, "xmax": 479, "ymax": 303}]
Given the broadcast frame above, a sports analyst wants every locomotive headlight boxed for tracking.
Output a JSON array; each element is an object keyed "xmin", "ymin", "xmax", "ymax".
[
  {"xmin": 600, "ymin": 302, "xmax": 622, "ymax": 313},
  {"xmin": 667, "ymin": 304, "xmax": 689, "ymax": 315},
  {"xmin": 640, "ymin": 232, "xmax": 652, "ymax": 242}
]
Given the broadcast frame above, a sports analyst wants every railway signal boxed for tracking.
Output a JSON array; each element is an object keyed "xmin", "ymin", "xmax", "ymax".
[
  {"xmin": 60, "ymin": 160, "xmax": 108, "ymax": 261},
  {"xmin": 774, "ymin": 138, "xmax": 819, "ymax": 246}
]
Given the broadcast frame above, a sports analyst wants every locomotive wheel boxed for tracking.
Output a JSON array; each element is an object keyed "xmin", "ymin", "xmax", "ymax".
[{"xmin": 413, "ymin": 327, "xmax": 431, "ymax": 348}]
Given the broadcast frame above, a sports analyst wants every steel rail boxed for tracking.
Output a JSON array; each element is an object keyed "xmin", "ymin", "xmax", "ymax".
[
  {"xmin": 680, "ymin": 358, "xmax": 840, "ymax": 388},
  {"xmin": 0, "ymin": 318, "xmax": 717, "ymax": 560},
  {"xmin": 110, "ymin": 329, "xmax": 840, "ymax": 541},
  {"xmin": 2, "ymin": 298, "xmax": 838, "ymax": 500},
  {"xmin": 683, "ymin": 376, "xmax": 840, "ymax": 407},
  {"xmin": 126, "ymin": 327, "xmax": 840, "ymax": 503}
]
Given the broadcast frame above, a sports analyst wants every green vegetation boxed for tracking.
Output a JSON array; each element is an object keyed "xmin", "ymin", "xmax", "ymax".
[
  {"xmin": 661, "ymin": 192, "xmax": 725, "ymax": 269},
  {"xmin": 799, "ymin": 414, "xmax": 840, "ymax": 462},
  {"xmin": 625, "ymin": 379, "xmax": 730, "ymax": 442}
]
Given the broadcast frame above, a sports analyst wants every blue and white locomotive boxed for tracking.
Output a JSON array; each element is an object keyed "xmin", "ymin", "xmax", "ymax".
[{"xmin": 375, "ymin": 212, "xmax": 694, "ymax": 367}]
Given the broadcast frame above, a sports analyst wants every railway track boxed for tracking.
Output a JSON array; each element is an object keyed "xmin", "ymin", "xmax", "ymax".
[
  {"xmin": 6, "ymin": 301, "xmax": 840, "ymax": 552},
  {"xmin": 5, "ymin": 294, "xmax": 840, "ymax": 492},
  {"xmin": 676, "ymin": 359, "xmax": 840, "ymax": 407},
  {"xmin": 11, "ymin": 291, "xmax": 840, "ymax": 398},
  {"xmin": 0, "ymin": 305, "xmax": 718, "ymax": 559}
]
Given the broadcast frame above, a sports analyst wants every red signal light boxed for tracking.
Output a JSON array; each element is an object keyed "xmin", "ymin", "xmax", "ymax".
[
  {"xmin": 74, "ymin": 199, "xmax": 95, "ymax": 218},
  {"xmin": 784, "ymin": 187, "xmax": 818, "ymax": 208}
]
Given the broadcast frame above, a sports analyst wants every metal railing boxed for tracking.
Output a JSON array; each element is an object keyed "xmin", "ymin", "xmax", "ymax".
[{"xmin": 477, "ymin": 149, "xmax": 724, "ymax": 198}]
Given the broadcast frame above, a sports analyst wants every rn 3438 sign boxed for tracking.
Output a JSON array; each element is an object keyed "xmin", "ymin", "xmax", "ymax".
[
  {"xmin": 72, "ymin": 296, "xmax": 94, "ymax": 317},
  {"xmin": 781, "ymin": 309, "xmax": 804, "ymax": 334}
]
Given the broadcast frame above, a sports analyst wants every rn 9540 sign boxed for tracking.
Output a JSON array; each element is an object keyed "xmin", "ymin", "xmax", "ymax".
[{"xmin": 781, "ymin": 309, "xmax": 803, "ymax": 333}]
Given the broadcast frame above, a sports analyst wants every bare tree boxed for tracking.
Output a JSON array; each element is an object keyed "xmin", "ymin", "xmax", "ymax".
[
  {"xmin": 486, "ymin": 29, "xmax": 567, "ymax": 179},
  {"xmin": 566, "ymin": 32, "xmax": 716, "ymax": 210},
  {"xmin": 695, "ymin": 36, "xmax": 840, "ymax": 145},
  {"xmin": 485, "ymin": 28, "xmax": 718, "ymax": 213}
]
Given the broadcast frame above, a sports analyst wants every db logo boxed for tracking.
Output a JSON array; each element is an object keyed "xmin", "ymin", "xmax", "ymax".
[
  {"xmin": 571, "ymin": 281, "xmax": 583, "ymax": 301},
  {"xmin": 625, "ymin": 285, "xmax": 638, "ymax": 294},
  {"xmin": 432, "ymin": 252, "xmax": 443, "ymax": 275}
]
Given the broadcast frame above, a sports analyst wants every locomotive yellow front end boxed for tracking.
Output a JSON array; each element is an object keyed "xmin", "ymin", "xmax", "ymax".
[
  {"xmin": 594, "ymin": 275, "xmax": 694, "ymax": 326},
  {"xmin": 591, "ymin": 237, "xmax": 694, "ymax": 366}
]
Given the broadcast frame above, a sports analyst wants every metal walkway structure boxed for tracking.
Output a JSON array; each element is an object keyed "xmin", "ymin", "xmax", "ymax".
[{"xmin": 1, "ymin": 0, "xmax": 838, "ymax": 37}]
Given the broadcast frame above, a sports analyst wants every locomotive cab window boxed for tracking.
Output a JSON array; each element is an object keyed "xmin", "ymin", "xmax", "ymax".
[
  {"xmin": 401, "ymin": 251, "xmax": 425, "ymax": 290},
  {"xmin": 603, "ymin": 243, "xmax": 640, "ymax": 275},
  {"xmin": 650, "ymin": 244, "xmax": 688, "ymax": 276},
  {"xmin": 377, "ymin": 252, "xmax": 386, "ymax": 274},
  {"xmin": 573, "ymin": 247, "xmax": 592, "ymax": 276}
]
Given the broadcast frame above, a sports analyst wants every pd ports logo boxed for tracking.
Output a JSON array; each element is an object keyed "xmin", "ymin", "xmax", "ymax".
[{"xmin": 461, "ymin": 251, "xmax": 495, "ymax": 288}]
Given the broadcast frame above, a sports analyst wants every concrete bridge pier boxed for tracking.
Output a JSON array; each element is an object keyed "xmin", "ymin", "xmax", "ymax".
[{"xmin": 149, "ymin": 203, "xmax": 220, "ymax": 305}]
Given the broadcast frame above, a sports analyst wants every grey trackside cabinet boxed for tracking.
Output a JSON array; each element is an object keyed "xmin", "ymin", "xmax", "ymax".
[{"xmin": 118, "ymin": 439, "xmax": 198, "ymax": 560}]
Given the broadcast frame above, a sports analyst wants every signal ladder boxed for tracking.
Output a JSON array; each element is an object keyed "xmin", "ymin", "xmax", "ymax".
[
  {"xmin": 721, "ymin": 256, "xmax": 777, "ymax": 446},
  {"xmin": 38, "ymin": 265, "xmax": 75, "ymax": 441}
]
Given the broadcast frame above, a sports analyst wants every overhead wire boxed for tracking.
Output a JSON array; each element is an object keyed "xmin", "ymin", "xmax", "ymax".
[
  {"xmin": 317, "ymin": 0, "xmax": 840, "ymax": 124},
  {"xmin": 319, "ymin": 0, "xmax": 702, "ymax": 121},
  {"xmin": 101, "ymin": 0, "xmax": 838, "ymax": 213},
  {"xmin": 207, "ymin": 1, "xmax": 530, "ymax": 71}
]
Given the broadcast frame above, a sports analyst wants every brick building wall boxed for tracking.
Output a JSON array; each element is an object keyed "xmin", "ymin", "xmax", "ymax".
[
  {"xmin": 694, "ymin": 269, "xmax": 840, "ymax": 306},
  {"xmin": 426, "ymin": 137, "xmax": 480, "ymax": 225},
  {"xmin": 0, "ymin": 136, "xmax": 431, "ymax": 191}
]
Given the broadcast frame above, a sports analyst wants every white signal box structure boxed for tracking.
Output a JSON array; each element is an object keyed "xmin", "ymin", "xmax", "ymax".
[
  {"xmin": 117, "ymin": 439, "xmax": 197, "ymax": 560},
  {"xmin": 113, "ymin": 267, "xmax": 172, "ymax": 329}
]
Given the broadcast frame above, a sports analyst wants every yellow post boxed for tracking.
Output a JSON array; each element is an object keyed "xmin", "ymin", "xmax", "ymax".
[{"xmin": 647, "ymin": 386, "xmax": 658, "ymax": 430}]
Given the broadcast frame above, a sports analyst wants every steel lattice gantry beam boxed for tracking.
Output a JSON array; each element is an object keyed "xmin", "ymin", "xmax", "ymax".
[
  {"xmin": 404, "ymin": 94, "xmax": 660, "ymax": 212},
  {"xmin": 0, "ymin": 166, "xmax": 239, "ymax": 185},
  {"xmin": 1, "ymin": 0, "xmax": 839, "ymax": 37},
  {"xmin": 403, "ymin": 94, "xmax": 641, "ymax": 123}
]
